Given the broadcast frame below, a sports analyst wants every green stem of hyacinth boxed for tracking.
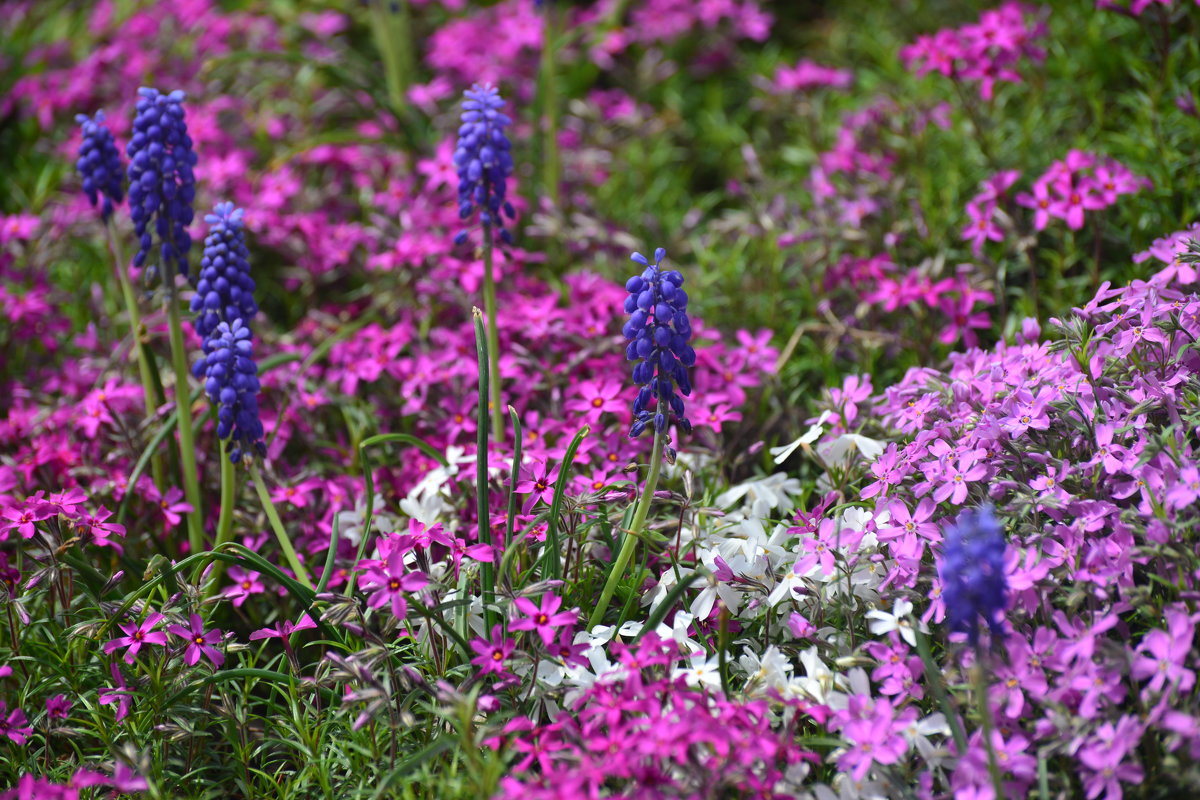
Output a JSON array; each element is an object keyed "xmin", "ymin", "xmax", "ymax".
[
  {"xmin": 590, "ymin": 434, "xmax": 663, "ymax": 627},
  {"xmin": 914, "ymin": 625, "xmax": 968, "ymax": 754},
  {"xmin": 250, "ymin": 461, "xmax": 314, "ymax": 591},
  {"xmin": 482, "ymin": 224, "xmax": 505, "ymax": 443},
  {"xmin": 105, "ymin": 219, "xmax": 166, "ymax": 490},
  {"xmin": 973, "ymin": 648, "xmax": 1007, "ymax": 800},
  {"xmin": 164, "ymin": 271, "xmax": 205, "ymax": 555},
  {"xmin": 472, "ymin": 308, "xmax": 497, "ymax": 631},
  {"xmin": 202, "ymin": 441, "xmax": 238, "ymax": 600}
]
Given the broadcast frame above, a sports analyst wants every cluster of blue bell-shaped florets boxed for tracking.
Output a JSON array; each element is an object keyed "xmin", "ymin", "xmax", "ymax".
[{"xmin": 622, "ymin": 248, "xmax": 695, "ymax": 441}]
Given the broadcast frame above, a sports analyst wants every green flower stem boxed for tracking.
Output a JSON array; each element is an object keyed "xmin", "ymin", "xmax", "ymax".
[
  {"xmin": 164, "ymin": 273, "xmax": 205, "ymax": 555},
  {"xmin": 973, "ymin": 647, "xmax": 1007, "ymax": 800},
  {"xmin": 472, "ymin": 308, "xmax": 497, "ymax": 630},
  {"xmin": 914, "ymin": 626, "xmax": 968, "ymax": 754},
  {"xmin": 202, "ymin": 441, "xmax": 238, "ymax": 600},
  {"xmin": 249, "ymin": 461, "xmax": 314, "ymax": 590},
  {"xmin": 105, "ymin": 219, "xmax": 166, "ymax": 488},
  {"xmin": 589, "ymin": 434, "xmax": 663, "ymax": 627},
  {"xmin": 481, "ymin": 224, "xmax": 505, "ymax": 443}
]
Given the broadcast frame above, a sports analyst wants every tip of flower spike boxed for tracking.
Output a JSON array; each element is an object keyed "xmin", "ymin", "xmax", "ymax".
[
  {"xmin": 631, "ymin": 252, "xmax": 649, "ymax": 266},
  {"xmin": 654, "ymin": 248, "xmax": 666, "ymax": 264},
  {"xmin": 204, "ymin": 201, "xmax": 244, "ymax": 229}
]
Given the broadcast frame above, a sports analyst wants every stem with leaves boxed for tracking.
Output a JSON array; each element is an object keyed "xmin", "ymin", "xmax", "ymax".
[
  {"xmin": 164, "ymin": 270, "xmax": 205, "ymax": 555},
  {"xmin": 589, "ymin": 434, "xmax": 663, "ymax": 627},
  {"xmin": 481, "ymin": 224, "xmax": 505, "ymax": 443},
  {"xmin": 249, "ymin": 461, "xmax": 313, "ymax": 590}
]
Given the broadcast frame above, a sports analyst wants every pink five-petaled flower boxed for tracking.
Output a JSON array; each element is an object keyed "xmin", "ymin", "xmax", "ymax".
[
  {"xmin": 0, "ymin": 501, "xmax": 55, "ymax": 540},
  {"xmin": 470, "ymin": 625, "xmax": 515, "ymax": 677},
  {"xmin": 360, "ymin": 549, "xmax": 428, "ymax": 621},
  {"xmin": 509, "ymin": 594, "xmax": 577, "ymax": 647},
  {"xmin": 45, "ymin": 694, "xmax": 72, "ymax": 720},
  {"xmin": 932, "ymin": 454, "xmax": 987, "ymax": 505},
  {"xmin": 98, "ymin": 662, "xmax": 132, "ymax": 723},
  {"xmin": 249, "ymin": 613, "xmax": 318, "ymax": 641},
  {"xmin": 1131, "ymin": 608, "xmax": 1196, "ymax": 695},
  {"xmin": 144, "ymin": 485, "xmax": 193, "ymax": 527},
  {"xmin": 0, "ymin": 701, "xmax": 32, "ymax": 744},
  {"xmin": 103, "ymin": 612, "xmax": 169, "ymax": 664},
  {"xmin": 515, "ymin": 460, "xmax": 561, "ymax": 507},
  {"xmin": 168, "ymin": 613, "xmax": 226, "ymax": 667},
  {"xmin": 566, "ymin": 379, "xmax": 626, "ymax": 418}
]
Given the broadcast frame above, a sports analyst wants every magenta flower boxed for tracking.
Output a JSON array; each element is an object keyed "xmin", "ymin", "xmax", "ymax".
[
  {"xmin": 103, "ymin": 612, "xmax": 168, "ymax": 664},
  {"xmin": 98, "ymin": 663, "xmax": 132, "ymax": 723},
  {"xmin": 509, "ymin": 594, "xmax": 577, "ymax": 647},
  {"xmin": 931, "ymin": 454, "xmax": 986, "ymax": 505},
  {"xmin": 359, "ymin": 549, "xmax": 429, "ymax": 621},
  {"xmin": 168, "ymin": 613, "xmax": 225, "ymax": 667},
  {"xmin": 470, "ymin": 625, "xmax": 515, "ymax": 677},
  {"xmin": 0, "ymin": 701, "xmax": 32, "ymax": 745},
  {"xmin": 143, "ymin": 485, "xmax": 193, "ymax": 527},
  {"xmin": 45, "ymin": 694, "xmax": 71, "ymax": 720},
  {"xmin": 1131, "ymin": 609, "xmax": 1196, "ymax": 695},
  {"xmin": 249, "ymin": 613, "xmax": 318, "ymax": 641},
  {"xmin": 515, "ymin": 460, "xmax": 561, "ymax": 508}
]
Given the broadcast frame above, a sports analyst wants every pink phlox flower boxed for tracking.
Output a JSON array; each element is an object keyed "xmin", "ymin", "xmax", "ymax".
[
  {"xmin": 98, "ymin": 662, "xmax": 132, "ymax": 722},
  {"xmin": 270, "ymin": 477, "xmax": 323, "ymax": 508},
  {"xmin": 962, "ymin": 200, "xmax": 1005, "ymax": 256},
  {"xmin": 515, "ymin": 459, "xmax": 560, "ymax": 507},
  {"xmin": 45, "ymin": 694, "xmax": 71, "ymax": 720},
  {"xmin": 470, "ymin": 624, "xmax": 516, "ymax": 677},
  {"xmin": 168, "ymin": 613, "xmax": 226, "ymax": 667},
  {"xmin": 1131, "ymin": 607, "xmax": 1197, "ymax": 695},
  {"xmin": 142, "ymin": 483, "xmax": 192, "ymax": 527},
  {"xmin": 510, "ymin": 594, "xmax": 578, "ymax": 647},
  {"xmin": 220, "ymin": 566, "xmax": 266, "ymax": 607},
  {"xmin": 360, "ymin": 548, "xmax": 428, "ymax": 621},
  {"xmin": 931, "ymin": 452, "xmax": 987, "ymax": 505},
  {"xmin": 103, "ymin": 612, "xmax": 168, "ymax": 664},
  {"xmin": 249, "ymin": 613, "xmax": 318, "ymax": 641},
  {"xmin": 1165, "ymin": 463, "xmax": 1200, "ymax": 510},
  {"xmin": 1077, "ymin": 716, "xmax": 1145, "ymax": 800},
  {"xmin": 565, "ymin": 379, "xmax": 626, "ymax": 418},
  {"xmin": 879, "ymin": 497, "xmax": 940, "ymax": 542},
  {"xmin": 0, "ymin": 701, "xmax": 32, "ymax": 745}
]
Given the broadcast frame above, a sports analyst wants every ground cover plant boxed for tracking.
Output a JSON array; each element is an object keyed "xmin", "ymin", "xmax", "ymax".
[{"xmin": 2, "ymin": 0, "xmax": 1200, "ymax": 797}]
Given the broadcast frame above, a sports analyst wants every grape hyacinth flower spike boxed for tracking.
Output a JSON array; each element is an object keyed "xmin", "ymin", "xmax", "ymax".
[
  {"xmin": 75, "ymin": 111, "xmax": 125, "ymax": 221},
  {"xmin": 590, "ymin": 247, "xmax": 693, "ymax": 628},
  {"xmin": 453, "ymin": 83, "xmax": 515, "ymax": 246},
  {"xmin": 127, "ymin": 87, "xmax": 204, "ymax": 553},
  {"xmin": 938, "ymin": 504, "xmax": 1008, "ymax": 646},
  {"xmin": 453, "ymin": 83, "xmax": 515, "ymax": 442},
  {"xmin": 194, "ymin": 319, "xmax": 266, "ymax": 464},
  {"xmin": 622, "ymin": 248, "xmax": 695, "ymax": 457},
  {"xmin": 191, "ymin": 202, "xmax": 258, "ymax": 340},
  {"xmin": 126, "ymin": 87, "xmax": 197, "ymax": 282}
]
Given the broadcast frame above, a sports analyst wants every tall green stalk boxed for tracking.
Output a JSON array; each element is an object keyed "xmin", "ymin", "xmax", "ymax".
[
  {"xmin": 249, "ymin": 461, "xmax": 313, "ymax": 591},
  {"xmin": 589, "ymin": 434, "xmax": 663, "ymax": 627},
  {"xmin": 481, "ymin": 225, "xmax": 505, "ymax": 443},
  {"xmin": 202, "ymin": 442, "xmax": 238, "ymax": 600},
  {"xmin": 164, "ymin": 273, "xmax": 205, "ymax": 555},
  {"xmin": 104, "ymin": 219, "xmax": 166, "ymax": 491},
  {"xmin": 472, "ymin": 308, "xmax": 497, "ymax": 630},
  {"xmin": 973, "ymin": 648, "xmax": 1007, "ymax": 800}
]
